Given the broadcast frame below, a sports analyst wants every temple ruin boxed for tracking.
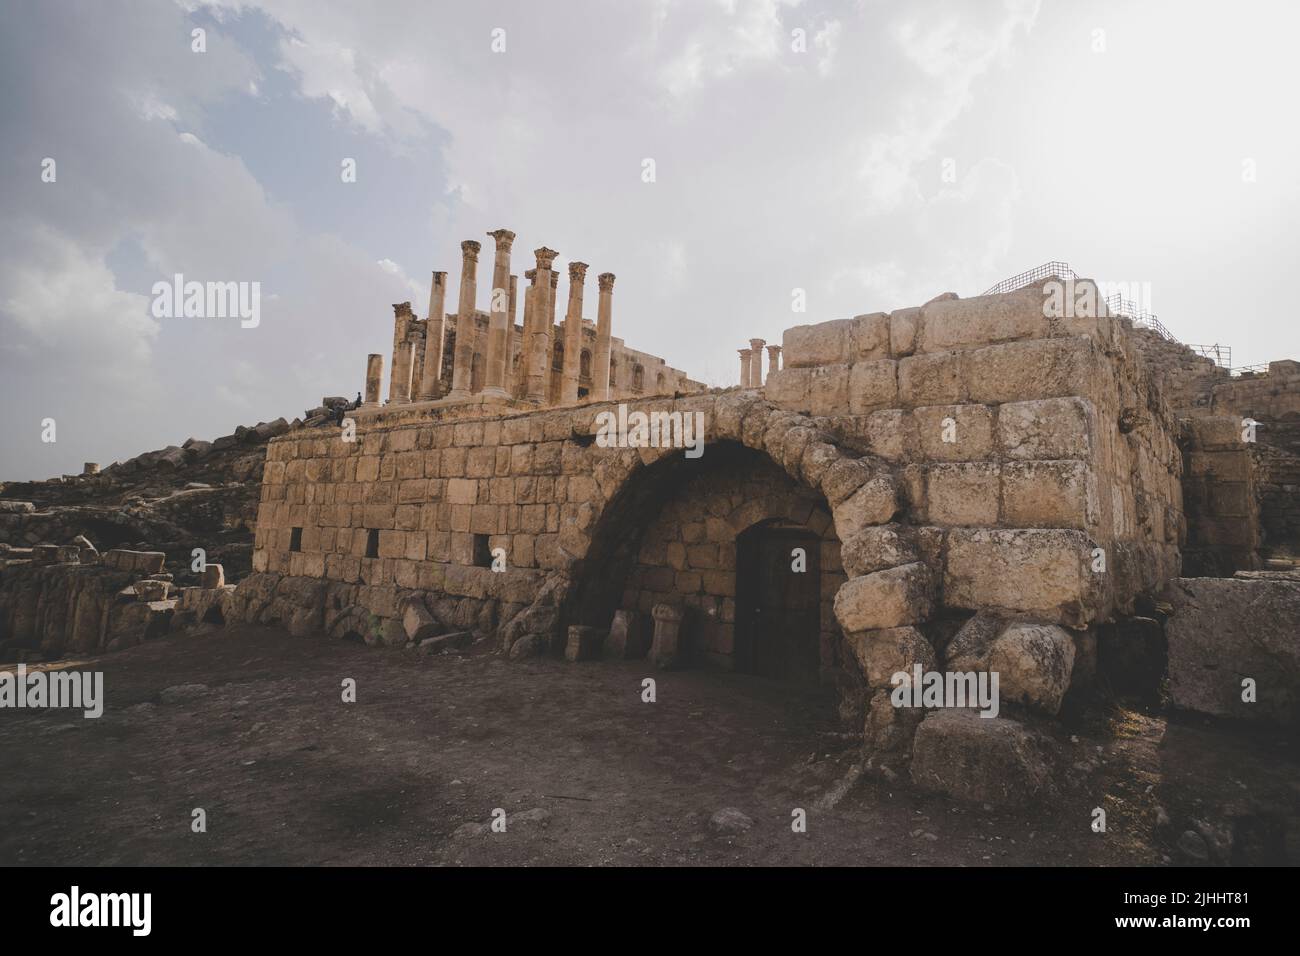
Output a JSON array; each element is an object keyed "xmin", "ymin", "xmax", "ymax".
[{"xmin": 4, "ymin": 244, "xmax": 1298, "ymax": 807}]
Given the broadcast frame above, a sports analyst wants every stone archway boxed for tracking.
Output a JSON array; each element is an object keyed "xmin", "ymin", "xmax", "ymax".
[{"xmin": 533, "ymin": 391, "xmax": 941, "ymax": 743}]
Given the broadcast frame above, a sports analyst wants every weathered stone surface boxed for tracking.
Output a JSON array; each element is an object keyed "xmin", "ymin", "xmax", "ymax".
[
  {"xmin": 782, "ymin": 318, "xmax": 854, "ymax": 368},
  {"xmin": 839, "ymin": 525, "xmax": 917, "ymax": 577},
  {"xmin": 564, "ymin": 624, "xmax": 605, "ymax": 662},
  {"xmin": 917, "ymin": 287, "xmax": 1048, "ymax": 354},
  {"xmin": 833, "ymin": 563, "xmax": 932, "ymax": 632},
  {"xmin": 402, "ymin": 599, "xmax": 440, "ymax": 642},
  {"xmin": 831, "ymin": 475, "xmax": 898, "ymax": 540},
  {"xmin": 944, "ymin": 529, "xmax": 1098, "ymax": 627},
  {"xmin": 134, "ymin": 579, "xmax": 170, "ymax": 602},
  {"xmin": 604, "ymin": 609, "xmax": 650, "ymax": 660},
  {"xmin": 997, "ymin": 398, "xmax": 1093, "ymax": 461},
  {"xmin": 199, "ymin": 563, "xmax": 225, "ymax": 588},
  {"xmin": 845, "ymin": 626, "xmax": 934, "ymax": 688},
  {"xmin": 910, "ymin": 710, "xmax": 1057, "ymax": 807},
  {"xmin": 103, "ymin": 549, "xmax": 167, "ymax": 574},
  {"xmin": 987, "ymin": 623, "xmax": 1077, "ymax": 716},
  {"xmin": 1166, "ymin": 577, "xmax": 1300, "ymax": 724},
  {"xmin": 649, "ymin": 603, "xmax": 684, "ymax": 669},
  {"xmin": 1001, "ymin": 460, "xmax": 1093, "ymax": 529}
]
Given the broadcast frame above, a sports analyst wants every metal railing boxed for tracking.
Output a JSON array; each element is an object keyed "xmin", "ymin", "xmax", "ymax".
[
  {"xmin": 1186, "ymin": 344, "xmax": 1233, "ymax": 368},
  {"xmin": 1231, "ymin": 362, "xmax": 1269, "ymax": 377},
  {"xmin": 1103, "ymin": 294, "xmax": 1174, "ymax": 341},
  {"xmin": 982, "ymin": 260, "xmax": 1077, "ymax": 296}
]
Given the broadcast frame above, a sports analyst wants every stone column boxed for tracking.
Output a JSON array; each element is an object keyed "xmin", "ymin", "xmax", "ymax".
[
  {"xmin": 561, "ymin": 261, "xmax": 588, "ymax": 405},
  {"xmin": 738, "ymin": 348, "xmax": 753, "ymax": 387},
  {"xmin": 505, "ymin": 274, "xmax": 518, "ymax": 393},
  {"xmin": 594, "ymin": 272, "xmax": 615, "ymax": 401},
  {"xmin": 483, "ymin": 228, "xmax": 515, "ymax": 398},
  {"xmin": 448, "ymin": 240, "xmax": 481, "ymax": 400},
  {"xmin": 526, "ymin": 248, "xmax": 558, "ymax": 403},
  {"xmin": 517, "ymin": 269, "xmax": 535, "ymax": 399},
  {"xmin": 748, "ymin": 338, "xmax": 766, "ymax": 388},
  {"xmin": 388, "ymin": 302, "xmax": 414, "ymax": 403},
  {"xmin": 766, "ymin": 344, "xmax": 782, "ymax": 378},
  {"xmin": 364, "ymin": 353, "xmax": 383, "ymax": 407},
  {"xmin": 418, "ymin": 271, "xmax": 448, "ymax": 400}
]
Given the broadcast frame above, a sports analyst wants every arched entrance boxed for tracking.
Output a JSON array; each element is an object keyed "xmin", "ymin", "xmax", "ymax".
[
  {"xmin": 735, "ymin": 520, "xmax": 821, "ymax": 684},
  {"xmin": 564, "ymin": 440, "xmax": 845, "ymax": 678}
]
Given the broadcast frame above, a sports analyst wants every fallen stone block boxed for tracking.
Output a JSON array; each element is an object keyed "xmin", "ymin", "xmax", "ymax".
[
  {"xmin": 102, "ymin": 549, "xmax": 166, "ymax": 574},
  {"xmin": 1166, "ymin": 577, "xmax": 1300, "ymax": 724},
  {"xmin": 134, "ymin": 579, "xmax": 171, "ymax": 602},
  {"xmin": 200, "ymin": 563, "xmax": 225, "ymax": 589},
  {"xmin": 910, "ymin": 709, "xmax": 1057, "ymax": 807},
  {"xmin": 402, "ymin": 600, "xmax": 440, "ymax": 642}
]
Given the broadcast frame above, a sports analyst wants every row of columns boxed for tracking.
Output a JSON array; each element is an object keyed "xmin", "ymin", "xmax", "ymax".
[
  {"xmin": 370, "ymin": 231, "xmax": 619, "ymax": 408},
  {"xmin": 738, "ymin": 340, "xmax": 781, "ymax": 388}
]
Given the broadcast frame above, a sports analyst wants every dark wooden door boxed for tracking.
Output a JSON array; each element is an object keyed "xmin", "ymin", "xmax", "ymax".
[{"xmin": 737, "ymin": 525, "xmax": 821, "ymax": 683}]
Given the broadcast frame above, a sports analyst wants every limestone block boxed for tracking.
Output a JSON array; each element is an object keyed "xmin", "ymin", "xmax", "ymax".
[
  {"xmin": 605, "ymin": 609, "xmax": 650, "ymax": 660},
  {"xmin": 889, "ymin": 307, "xmax": 921, "ymax": 358},
  {"xmin": 898, "ymin": 351, "xmax": 965, "ymax": 406},
  {"xmin": 806, "ymin": 364, "xmax": 851, "ymax": 416},
  {"xmin": 917, "ymin": 287, "xmax": 1049, "ymax": 354},
  {"xmin": 848, "ymin": 360, "xmax": 899, "ymax": 415},
  {"xmin": 816, "ymin": 457, "xmax": 878, "ymax": 509},
  {"xmin": 1001, "ymin": 460, "xmax": 1093, "ymax": 529},
  {"xmin": 783, "ymin": 318, "xmax": 855, "ymax": 368},
  {"xmin": 845, "ymin": 626, "xmax": 934, "ymax": 688},
  {"xmin": 862, "ymin": 409, "xmax": 915, "ymax": 462},
  {"xmin": 965, "ymin": 337, "xmax": 1094, "ymax": 405},
  {"xmin": 1166, "ymin": 577, "xmax": 1300, "ymax": 724},
  {"xmin": 910, "ymin": 710, "xmax": 1056, "ymax": 807},
  {"xmin": 997, "ymin": 397, "xmax": 1093, "ymax": 461},
  {"xmin": 833, "ymin": 562, "xmax": 932, "ymax": 632},
  {"xmin": 944, "ymin": 529, "xmax": 1099, "ymax": 627},
  {"xmin": 831, "ymin": 475, "xmax": 899, "ymax": 540},
  {"xmin": 134, "ymin": 579, "xmax": 170, "ymax": 602},
  {"xmin": 402, "ymin": 599, "xmax": 440, "ymax": 642},
  {"xmin": 565, "ymin": 625, "xmax": 606, "ymax": 662},
  {"xmin": 840, "ymin": 525, "xmax": 918, "ymax": 577},
  {"xmin": 926, "ymin": 463, "xmax": 1000, "ymax": 526},
  {"xmin": 103, "ymin": 549, "xmax": 166, "ymax": 574},
  {"xmin": 854, "ymin": 312, "xmax": 890, "ymax": 360},
  {"xmin": 912, "ymin": 404, "xmax": 993, "ymax": 461}
]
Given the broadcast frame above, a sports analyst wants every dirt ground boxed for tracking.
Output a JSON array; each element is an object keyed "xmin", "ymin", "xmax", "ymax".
[{"xmin": 1, "ymin": 625, "xmax": 1295, "ymax": 866}]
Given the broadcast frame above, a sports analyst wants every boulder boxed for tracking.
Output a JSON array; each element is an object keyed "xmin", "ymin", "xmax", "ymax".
[
  {"xmin": 833, "ymin": 563, "xmax": 932, "ymax": 632},
  {"xmin": 402, "ymin": 599, "xmax": 440, "ymax": 642}
]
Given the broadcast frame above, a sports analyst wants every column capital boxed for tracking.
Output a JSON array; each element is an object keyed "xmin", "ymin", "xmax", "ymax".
[
  {"xmin": 598, "ymin": 272, "xmax": 616, "ymax": 292},
  {"xmin": 393, "ymin": 301, "xmax": 414, "ymax": 317},
  {"xmin": 486, "ymin": 228, "xmax": 516, "ymax": 250},
  {"xmin": 534, "ymin": 247, "xmax": 559, "ymax": 269},
  {"xmin": 524, "ymin": 268, "xmax": 537, "ymax": 282},
  {"xmin": 749, "ymin": 337, "xmax": 766, "ymax": 350},
  {"xmin": 766, "ymin": 344, "xmax": 782, "ymax": 355},
  {"xmin": 460, "ymin": 239, "xmax": 481, "ymax": 260},
  {"xmin": 738, "ymin": 348, "xmax": 753, "ymax": 357},
  {"xmin": 568, "ymin": 261, "xmax": 589, "ymax": 280},
  {"xmin": 432, "ymin": 270, "xmax": 447, "ymax": 283}
]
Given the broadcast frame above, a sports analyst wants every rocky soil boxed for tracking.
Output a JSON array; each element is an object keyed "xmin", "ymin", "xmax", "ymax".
[{"xmin": 0, "ymin": 624, "xmax": 1294, "ymax": 866}]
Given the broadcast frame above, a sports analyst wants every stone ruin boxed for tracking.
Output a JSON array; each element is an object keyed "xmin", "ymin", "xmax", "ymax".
[{"xmin": 3, "ymin": 244, "xmax": 1299, "ymax": 807}]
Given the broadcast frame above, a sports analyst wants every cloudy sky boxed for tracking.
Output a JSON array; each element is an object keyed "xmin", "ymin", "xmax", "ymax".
[{"xmin": 3, "ymin": 0, "xmax": 1298, "ymax": 480}]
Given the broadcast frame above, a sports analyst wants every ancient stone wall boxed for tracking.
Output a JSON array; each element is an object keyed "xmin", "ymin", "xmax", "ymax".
[
  {"xmin": 766, "ymin": 283, "xmax": 1185, "ymax": 619},
  {"xmin": 1180, "ymin": 416, "xmax": 1261, "ymax": 576}
]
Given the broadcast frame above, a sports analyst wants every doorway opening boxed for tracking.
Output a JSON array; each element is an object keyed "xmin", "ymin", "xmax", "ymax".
[{"xmin": 734, "ymin": 520, "xmax": 821, "ymax": 684}]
